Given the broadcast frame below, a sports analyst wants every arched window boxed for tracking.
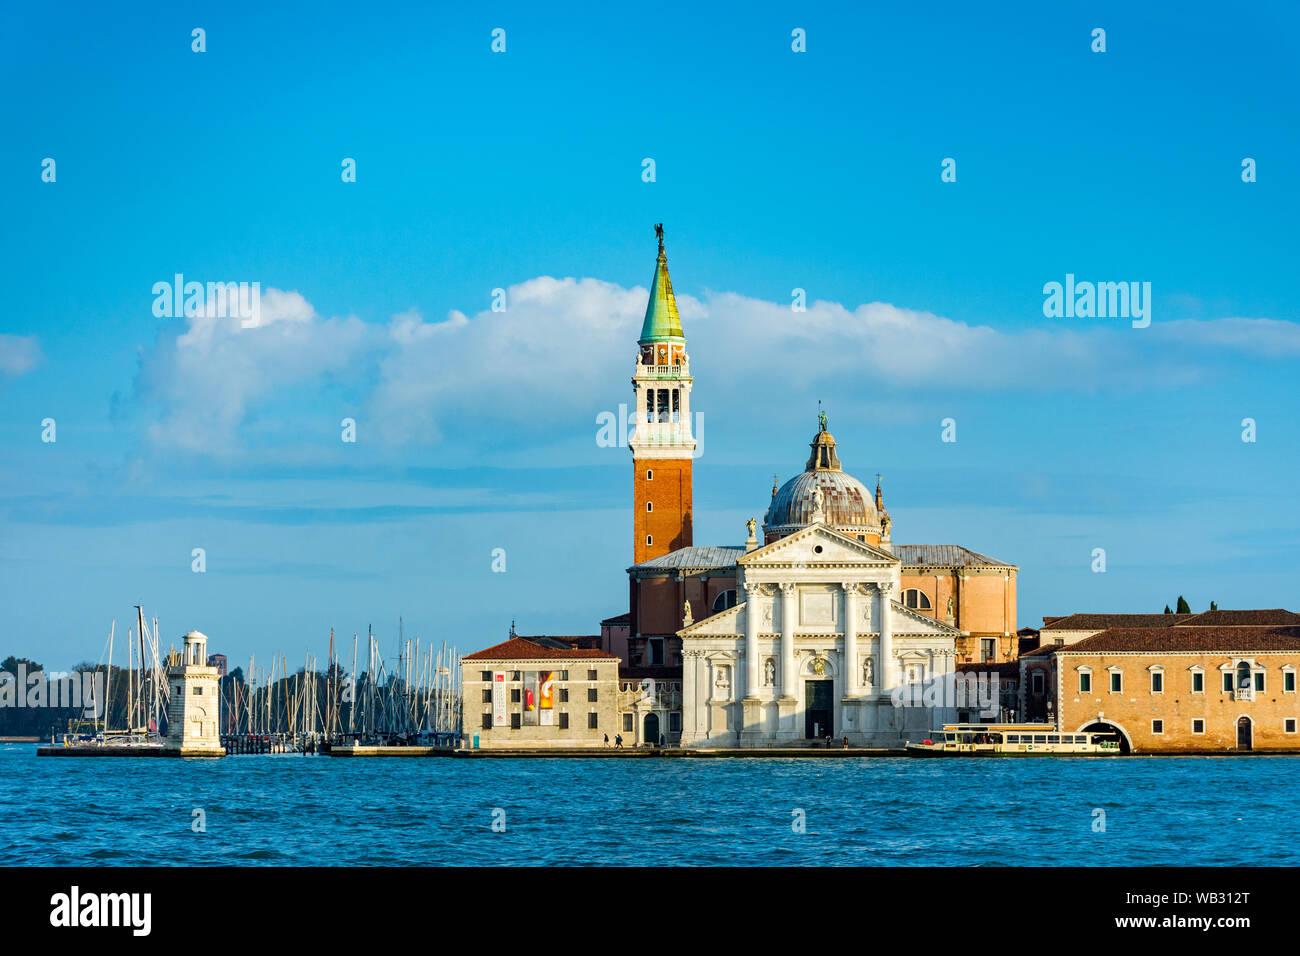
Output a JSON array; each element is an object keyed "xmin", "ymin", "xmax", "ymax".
[
  {"xmin": 712, "ymin": 590, "xmax": 738, "ymax": 612},
  {"xmin": 646, "ymin": 469, "xmax": 653, "ymax": 481},
  {"xmin": 1236, "ymin": 660, "xmax": 1252, "ymax": 689},
  {"xmin": 902, "ymin": 588, "xmax": 932, "ymax": 610},
  {"xmin": 646, "ymin": 501, "xmax": 653, "ymax": 512}
]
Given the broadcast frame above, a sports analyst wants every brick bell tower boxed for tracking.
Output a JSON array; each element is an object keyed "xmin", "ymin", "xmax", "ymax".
[{"xmin": 630, "ymin": 224, "xmax": 695, "ymax": 564}]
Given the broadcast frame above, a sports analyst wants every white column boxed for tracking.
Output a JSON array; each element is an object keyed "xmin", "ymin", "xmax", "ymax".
[
  {"xmin": 842, "ymin": 583, "xmax": 858, "ymax": 697},
  {"xmin": 779, "ymin": 583, "xmax": 797, "ymax": 699},
  {"xmin": 878, "ymin": 582, "xmax": 895, "ymax": 696},
  {"xmin": 743, "ymin": 583, "xmax": 760, "ymax": 699}
]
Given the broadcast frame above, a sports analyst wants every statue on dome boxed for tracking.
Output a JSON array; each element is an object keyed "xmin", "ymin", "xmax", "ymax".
[
  {"xmin": 746, "ymin": 517, "xmax": 757, "ymax": 540},
  {"xmin": 811, "ymin": 486, "xmax": 826, "ymax": 516},
  {"xmin": 818, "ymin": 405, "xmax": 828, "ymax": 433}
]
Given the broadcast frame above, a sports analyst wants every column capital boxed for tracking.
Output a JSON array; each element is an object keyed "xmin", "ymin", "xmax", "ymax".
[
  {"xmin": 877, "ymin": 582, "xmax": 895, "ymax": 594},
  {"xmin": 743, "ymin": 582, "xmax": 761, "ymax": 596},
  {"xmin": 840, "ymin": 582, "xmax": 859, "ymax": 593},
  {"xmin": 779, "ymin": 582, "xmax": 798, "ymax": 595}
]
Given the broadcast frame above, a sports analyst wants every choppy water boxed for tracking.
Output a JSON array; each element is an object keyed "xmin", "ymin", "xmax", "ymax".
[{"xmin": 2, "ymin": 745, "xmax": 1295, "ymax": 866}]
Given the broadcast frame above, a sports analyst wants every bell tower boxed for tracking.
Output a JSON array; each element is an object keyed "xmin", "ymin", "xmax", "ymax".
[{"xmin": 630, "ymin": 225, "xmax": 695, "ymax": 564}]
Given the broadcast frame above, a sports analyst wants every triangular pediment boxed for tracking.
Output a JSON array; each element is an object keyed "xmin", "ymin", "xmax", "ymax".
[
  {"xmin": 890, "ymin": 601, "xmax": 964, "ymax": 637},
  {"xmin": 739, "ymin": 523, "xmax": 901, "ymax": 569},
  {"xmin": 678, "ymin": 600, "xmax": 745, "ymax": 638}
]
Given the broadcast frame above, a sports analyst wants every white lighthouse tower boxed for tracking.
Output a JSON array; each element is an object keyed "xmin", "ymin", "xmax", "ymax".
[{"xmin": 164, "ymin": 630, "xmax": 225, "ymax": 756}]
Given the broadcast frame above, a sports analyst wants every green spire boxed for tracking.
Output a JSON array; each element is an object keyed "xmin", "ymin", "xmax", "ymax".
[{"xmin": 638, "ymin": 223, "xmax": 685, "ymax": 344}]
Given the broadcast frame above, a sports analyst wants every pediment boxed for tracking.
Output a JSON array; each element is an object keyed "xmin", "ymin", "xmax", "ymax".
[
  {"xmin": 678, "ymin": 600, "xmax": 746, "ymax": 638},
  {"xmin": 890, "ymin": 601, "xmax": 964, "ymax": 637},
  {"xmin": 739, "ymin": 524, "xmax": 901, "ymax": 569}
]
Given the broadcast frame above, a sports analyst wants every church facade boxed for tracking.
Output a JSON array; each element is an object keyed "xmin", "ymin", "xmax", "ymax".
[{"xmin": 611, "ymin": 227, "xmax": 1019, "ymax": 748}]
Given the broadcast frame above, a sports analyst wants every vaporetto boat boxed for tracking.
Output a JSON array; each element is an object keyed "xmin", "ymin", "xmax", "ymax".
[{"xmin": 904, "ymin": 724, "xmax": 1124, "ymax": 757}]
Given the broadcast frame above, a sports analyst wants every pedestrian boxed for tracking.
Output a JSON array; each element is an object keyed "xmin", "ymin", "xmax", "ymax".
[
  {"xmin": 604, "ymin": 733, "xmax": 609, "ymax": 747},
  {"xmin": 615, "ymin": 734, "xmax": 623, "ymax": 749},
  {"xmin": 842, "ymin": 735, "xmax": 849, "ymax": 749}
]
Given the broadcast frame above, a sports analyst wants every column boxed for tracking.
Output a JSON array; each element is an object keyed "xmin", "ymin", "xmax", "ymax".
[
  {"xmin": 779, "ymin": 583, "xmax": 797, "ymax": 699},
  {"xmin": 842, "ymin": 583, "xmax": 858, "ymax": 696},
  {"xmin": 877, "ymin": 582, "xmax": 894, "ymax": 697},
  {"xmin": 743, "ymin": 583, "xmax": 760, "ymax": 699}
]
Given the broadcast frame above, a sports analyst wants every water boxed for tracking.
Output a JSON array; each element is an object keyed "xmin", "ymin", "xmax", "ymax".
[{"xmin": 2, "ymin": 745, "xmax": 1295, "ymax": 866}]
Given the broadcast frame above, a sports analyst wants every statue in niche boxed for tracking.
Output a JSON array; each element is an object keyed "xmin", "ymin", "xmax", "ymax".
[
  {"xmin": 764, "ymin": 659, "xmax": 775, "ymax": 686},
  {"xmin": 714, "ymin": 666, "xmax": 731, "ymax": 697},
  {"xmin": 863, "ymin": 656, "xmax": 874, "ymax": 688},
  {"xmin": 946, "ymin": 595, "xmax": 955, "ymax": 621},
  {"xmin": 762, "ymin": 603, "xmax": 773, "ymax": 625},
  {"xmin": 682, "ymin": 601, "xmax": 693, "ymax": 627}
]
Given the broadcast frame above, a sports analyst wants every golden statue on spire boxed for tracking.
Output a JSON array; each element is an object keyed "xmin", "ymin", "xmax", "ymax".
[{"xmin": 655, "ymin": 222, "xmax": 665, "ymax": 256}]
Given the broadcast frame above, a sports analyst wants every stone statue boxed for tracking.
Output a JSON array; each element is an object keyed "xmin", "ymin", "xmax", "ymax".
[
  {"xmin": 764, "ymin": 659, "xmax": 775, "ymax": 686},
  {"xmin": 746, "ymin": 517, "xmax": 757, "ymax": 540},
  {"xmin": 811, "ymin": 486, "xmax": 825, "ymax": 516},
  {"xmin": 880, "ymin": 513, "xmax": 891, "ymax": 537},
  {"xmin": 946, "ymin": 595, "xmax": 955, "ymax": 621},
  {"xmin": 682, "ymin": 601, "xmax": 693, "ymax": 627},
  {"xmin": 863, "ymin": 656, "xmax": 874, "ymax": 687}
]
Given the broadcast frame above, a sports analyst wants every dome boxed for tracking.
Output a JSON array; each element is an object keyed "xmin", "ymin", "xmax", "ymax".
[{"xmin": 762, "ymin": 424, "xmax": 884, "ymax": 542}]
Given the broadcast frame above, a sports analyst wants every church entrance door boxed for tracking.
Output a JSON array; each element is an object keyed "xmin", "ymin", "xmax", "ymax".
[
  {"xmin": 805, "ymin": 680, "xmax": 833, "ymax": 739},
  {"xmin": 644, "ymin": 712, "xmax": 660, "ymax": 746}
]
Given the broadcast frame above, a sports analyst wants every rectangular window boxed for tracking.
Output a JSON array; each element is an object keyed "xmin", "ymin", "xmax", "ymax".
[
  {"xmin": 1031, "ymin": 673, "xmax": 1044, "ymax": 694},
  {"xmin": 1286, "ymin": 718, "xmax": 1297, "ymax": 734},
  {"xmin": 1254, "ymin": 672, "xmax": 1265, "ymax": 691},
  {"xmin": 669, "ymin": 712, "xmax": 681, "ymax": 732},
  {"xmin": 1192, "ymin": 672, "xmax": 1204, "ymax": 693},
  {"xmin": 559, "ymin": 688, "xmax": 569, "ymax": 703},
  {"xmin": 560, "ymin": 670, "xmax": 569, "ymax": 681},
  {"xmin": 1286, "ymin": 672, "xmax": 1296, "ymax": 692},
  {"xmin": 980, "ymin": 638, "xmax": 995, "ymax": 663},
  {"xmin": 588, "ymin": 688, "xmax": 598, "ymax": 702},
  {"xmin": 1150, "ymin": 672, "xmax": 1163, "ymax": 693},
  {"xmin": 1110, "ymin": 672, "xmax": 1122, "ymax": 693},
  {"xmin": 649, "ymin": 639, "xmax": 664, "ymax": 667},
  {"xmin": 482, "ymin": 689, "xmax": 492, "ymax": 703},
  {"xmin": 1151, "ymin": 719, "xmax": 1164, "ymax": 734},
  {"xmin": 482, "ymin": 714, "xmax": 492, "ymax": 729},
  {"xmin": 510, "ymin": 713, "xmax": 521, "ymax": 730},
  {"xmin": 587, "ymin": 669, "xmax": 598, "ymax": 680},
  {"xmin": 481, "ymin": 671, "xmax": 492, "ymax": 682},
  {"xmin": 1192, "ymin": 719, "xmax": 1205, "ymax": 734},
  {"xmin": 511, "ymin": 671, "xmax": 521, "ymax": 682},
  {"xmin": 1032, "ymin": 734, "xmax": 1046, "ymax": 744},
  {"xmin": 588, "ymin": 713, "xmax": 599, "ymax": 729},
  {"xmin": 559, "ymin": 713, "xmax": 569, "ymax": 730},
  {"xmin": 622, "ymin": 713, "xmax": 633, "ymax": 732},
  {"xmin": 1223, "ymin": 672, "xmax": 1233, "ymax": 693},
  {"xmin": 510, "ymin": 688, "xmax": 521, "ymax": 703},
  {"xmin": 1078, "ymin": 672, "xmax": 1091, "ymax": 694}
]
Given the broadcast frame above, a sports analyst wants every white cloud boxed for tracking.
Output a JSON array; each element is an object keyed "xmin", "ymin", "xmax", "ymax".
[
  {"xmin": 130, "ymin": 279, "xmax": 1299, "ymax": 455},
  {"xmin": 0, "ymin": 335, "xmax": 41, "ymax": 378}
]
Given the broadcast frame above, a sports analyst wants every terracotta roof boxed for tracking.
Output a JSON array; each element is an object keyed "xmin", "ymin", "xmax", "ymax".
[
  {"xmin": 1021, "ymin": 644, "xmax": 1060, "ymax": 658},
  {"xmin": 1060, "ymin": 626, "xmax": 1300, "ymax": 654},
  {"xmin": 463, "ymin": 638, "xmax": 619, "ymax": 662},
  {"xmin": 1041, "ymin": 613, "xmax": 1192, "ymax": 630},
  {"xmin": 1177, "ymin": 609, "xmax": 1300, "ymax": 627},
  {"xmin": 894, "ymin": 544, "xmax": 1014, "ymax": 568}
]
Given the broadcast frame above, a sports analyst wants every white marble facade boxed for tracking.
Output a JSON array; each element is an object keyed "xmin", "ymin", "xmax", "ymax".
[{"xmin": 678, "ymin": 523, "xmax": 962, "ymax": 747}]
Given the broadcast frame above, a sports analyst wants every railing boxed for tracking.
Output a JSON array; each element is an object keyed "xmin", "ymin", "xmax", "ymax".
[
  {"xmin": 1234, "ymin": 687, "xmax": 1255, "ymax": 702},
  {"xmin": 638, "ymin": 364, "xmax": 686, "ymax": 378}
]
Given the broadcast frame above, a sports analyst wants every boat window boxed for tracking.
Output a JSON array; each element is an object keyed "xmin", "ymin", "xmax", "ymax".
[
  {"xmin": 1047, "ymin": 735, "xmax": 1059, "ymax": 743},
  {"xmin": 1006, "ymin": 734, "xmax": 1019, "ymax": 743},
  {"xmin": 1033, "ymin": 734, "xmax": 1047, "ymax": 743}
]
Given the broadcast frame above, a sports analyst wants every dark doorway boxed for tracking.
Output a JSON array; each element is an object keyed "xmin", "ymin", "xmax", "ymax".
[
  {"xmin": 804, "ymin": 680, "xmax": 833, "ymax": 738},
  {"xmin": 1237, "ymin": 716, "xmax": 1252, "ymax": 750},
  {"xmin": 644, "ymin": 712, "xmax": 660, "ymax": 746},
  {"xmin": 1081, "ymin": 721, "xmax": 1131, "ymax": 754}
]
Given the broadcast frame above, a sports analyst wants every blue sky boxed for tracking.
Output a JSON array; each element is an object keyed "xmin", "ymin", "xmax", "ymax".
[{"xmin": 2, "ymin": 2, "xmax": 1298, "ymax": 670}]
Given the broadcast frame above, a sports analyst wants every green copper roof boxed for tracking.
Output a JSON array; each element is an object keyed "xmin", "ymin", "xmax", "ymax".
[{"xmin": 638, "ymin": 226, "xmax": 685, "ymax": 344}]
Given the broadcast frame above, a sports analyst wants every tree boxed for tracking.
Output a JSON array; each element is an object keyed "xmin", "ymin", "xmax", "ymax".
[
  {"xmin": 1210, "ymin": 601, "xmax": 1218, "ymax": 611},
  {"xmin": 1176, "ymin": 596, "xmax": 1192, "ymax": 614},
  {"xmin": 1164, "ymin": 605, "xmax": 1173, "ymax": 614}
]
